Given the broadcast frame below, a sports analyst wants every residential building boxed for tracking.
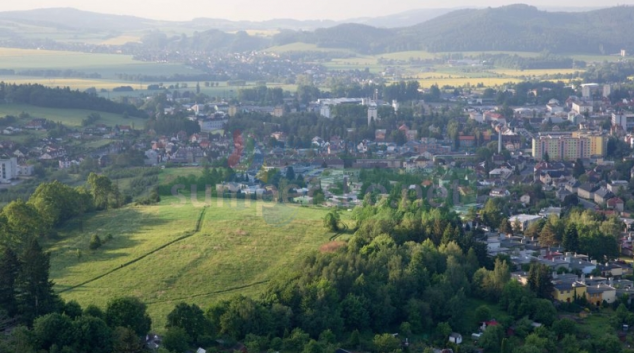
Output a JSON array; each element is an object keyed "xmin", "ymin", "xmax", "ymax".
[
  {"xmin": 553, "ymin": 282, "xmax": 586, "ymax": 303},
  {"xmin": 612, "ymin": 112, "xmax": 634, "ymax": 132},
  {"xmin": 509, "ymin": 214, "xmax": 542, "ymax": 231},
  {"xmin": 586, "ymin": 283, "xmax": 616, "ymax": 306},
  {"xmin": 0, "ymin": 157, "xmax": 18, "ymax": 183},
  {"xmin": 594, "ymin": 187, "xmax": 614, "ymax": 205},
  {"xmin": 532, "ymin": 131, "xmax": 607, "ymax": 161}
]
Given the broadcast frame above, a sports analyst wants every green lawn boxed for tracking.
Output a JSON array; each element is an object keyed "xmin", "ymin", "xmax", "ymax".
[
  {"xmin": 48, "ymin": 195, "xmax": 336, "ymax": 330},
  {"xmin": 0, "ymin": 103, "xmax": 146, "ymax": 127}
]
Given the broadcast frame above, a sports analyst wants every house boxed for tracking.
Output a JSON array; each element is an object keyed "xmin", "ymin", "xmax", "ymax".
[
  {"xmin": 509, "ymin": 214, "xmax": 542, "ymax": 231},
  {"xmin": 594, "ymin": 187, "xmax": 614, "ymax": 205},
  {"xmin": 608, "ymin": 180, "xmax": 629, "ymax": 194},
  {"xmin": 556, "ymin": 188, "xmax": 572, "ymax": 202},
  {"xmin": 586, "ymin": 283, "xmax": 616, "ymax": 306},
  {"xmin": 458, "ymin": 135, "xmax": 476, "ymax": 148},
  {"xmin": 489, "ymin": 188, "xmax": 510, "ymax": 198},
  {"xmin": 577, "ymin": 183, "xmax": 596, "ymax": 200},
  {"xmin": 520, "ymin": 194, "xmax": 531, "ymax": 204},
  {"xmin": 553, "ymin": 282, "xmax": 587, "ymax": 303},
  {"xmin": 597, "ymin": 263, "xmax": 624, "ymax": 278},
  {"xmin": 539, "ymin": 207, "xmax": 562, "ymax": 218},
  {"xmin": 448, "ymin": 333, "xmax": 462, "ymax": 345},
  {"xmin": 607, "ymin": 197, "xmax": 625, "ymax": 212}
]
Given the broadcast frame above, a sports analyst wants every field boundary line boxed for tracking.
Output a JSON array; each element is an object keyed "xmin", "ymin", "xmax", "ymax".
[
  {"xmin": 145, "ymin": 280, "xmax": 271, "ymax": 305},
  {"xmin": 58, "ymin": 206, "xmax": 208, "ymax": 293}
]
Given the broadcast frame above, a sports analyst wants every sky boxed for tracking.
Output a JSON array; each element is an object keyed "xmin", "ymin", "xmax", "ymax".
[{"xmin": 0, "ymin": 0, "xmax": 632, "ymax": 21}]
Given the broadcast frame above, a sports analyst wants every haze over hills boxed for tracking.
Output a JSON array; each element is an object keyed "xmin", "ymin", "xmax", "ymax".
[
  {"xmin": 0, "ymin": 5, "xmax": 607, "ymax": 32},
  {"xmin": 276, "ymin": 4, "xmax": 634, "ymax": 54},
  {"xmin": 0, "ymin": 5, "xmax": 631, "ymax": 54}
]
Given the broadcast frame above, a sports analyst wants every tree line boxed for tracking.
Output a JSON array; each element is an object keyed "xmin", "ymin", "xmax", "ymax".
[{"xmin": 0, "ymin": 83, "xmax": 147, "ymax": 118}]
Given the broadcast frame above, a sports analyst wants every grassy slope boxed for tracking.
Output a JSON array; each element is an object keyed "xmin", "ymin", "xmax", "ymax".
[
  {"xmin": 48, "ymin": 194, "xmax": 336, "ymax": 330},
  {"xmin": 0, "ymin": 103, "xmax": 146, "ymax": 127}
]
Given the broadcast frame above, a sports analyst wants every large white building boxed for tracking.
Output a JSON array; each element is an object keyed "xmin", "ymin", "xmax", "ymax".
[
  {"xmin": 0, "ymin": 157, "xmax": 18, "ymax": 183},
  {"xmin": 612, "ymin": 112, "xmax": 634, "ymax": 132}
]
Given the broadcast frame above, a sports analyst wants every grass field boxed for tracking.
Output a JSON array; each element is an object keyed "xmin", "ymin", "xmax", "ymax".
[
  {"xmin": 48, "ymin": 192, "xmax": 338, "ymax": 330},
  {"xmin": 0, "ymin": 47, "xmax": 203, "ymax": 79},
  {"xmin": 0, "ymin": 103, "xmax": 145, "ymax": 127}
]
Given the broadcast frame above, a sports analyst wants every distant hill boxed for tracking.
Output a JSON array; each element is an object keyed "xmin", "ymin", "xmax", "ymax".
[
  {"xmin": 272, "ymin": 4, "xmax": 634, "ymax": 54},
  {"xmin": 0, "ymin": 5, "xmax": 633, "ymax": 55},
  {"xmin": 400, "ymin": 4, "xmax": 634, "ymax": 53},
  {"xmin": 0, "ymin": 7, "xmax": 161, "ymax": 31},
  {"xmin": 345, "ymin": 8, "xmax": 456, "ymax": 28}
]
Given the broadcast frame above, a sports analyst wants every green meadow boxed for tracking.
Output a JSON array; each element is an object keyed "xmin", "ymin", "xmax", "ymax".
[
  {"xmin": 48, "ymin": 193, "xmax": 339, "ymax": 330},
  {"xmin": 0, "ymin": 103, "xmax": 145, "ymax": 127}
]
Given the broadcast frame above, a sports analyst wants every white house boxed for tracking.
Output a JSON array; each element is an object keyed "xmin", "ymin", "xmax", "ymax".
[{"xmin": 449, "ymin": 333, "xmax": 463, "ymax": 345}]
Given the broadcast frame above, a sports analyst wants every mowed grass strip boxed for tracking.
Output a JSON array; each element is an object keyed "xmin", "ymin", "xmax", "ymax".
[{"xmin": 50, "ymin": 195, "xmax": 335, "ymax": 330}]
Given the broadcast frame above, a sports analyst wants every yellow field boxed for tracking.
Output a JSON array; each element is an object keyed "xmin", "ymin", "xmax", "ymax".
[
  {"xmin": 100, "ymin": 35, "xmax": 142, "ymax": 46},
  {"xmin": 0, "ymin": 77, "xmax": 142, "ymax": 90},
  {"xmin": 418, "ymin": 77, "xmax": 521, "ymax": 88},
  {"xmin": 491, "ymin": 68, "xmax": 584, "ymax": 76}
]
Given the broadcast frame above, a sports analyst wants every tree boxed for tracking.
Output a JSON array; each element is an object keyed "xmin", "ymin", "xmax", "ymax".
[
  {"xmin": 162, "ymin": 327, "xmax": 191, "ymax": 353},
  {"xmin": 73, "ymin": 315, "xmax": 113, "ymax": 353},
  {"xmin": 479, "ymin": 325, "xmax": 504, "ymax": 353},
  {"xmin": 573, "ymin": 158, "xmax": 586, "ymax": 178},
  {"xmin": 112, "ymin": 326, "xmax": 145, "ymax": 353},
  {"xmin": 86, "ymin": 173, "xmax": 119, "ymax": 210},
  {"xmin": 0, "ymin": 247, "xmax": 19, "ymax": 316},
  {"xmin": 373, "ymin": 333, "xmax": 401, "ymax": 353},
  {"xmin": 532, "ymin": 299, "xmax": 557, "ymax": 326},
  {"xmin": 83, "ymin": 305, "xmax": 105, "ymax": 319},
  {"xmin": 552, "ymin": 318, "xmax": 577, "ymax": 339},
  {"xmin": 538, "ymin": 223, "xmax": 557, "ymax": 247},
  {"xmin": 105, "ymin": 297, "xmax": 152, "ymax": 336},
  {"xmin": 286, "ymin": 166, "xmax": 296, "ymax": 181},
  {"xmin": 323, "ymin": 210, "xmax": 341, "ymax": 232},
  {"xmin": 166, "ymin": 302, "xmax": 209, "ymax": 343},
  {"xmin": 481, "ymin": 198, "xmax": 504, "ymax": 228},
  {"xmin": 32, "ymin": 313, "xmax": 75, "ymax": 351},
  {"xmin": 89, "ymin": 235, "xmax": 102, "ymax": 250},
  {"xmin": 499, "ymin": 218, "xmax": 513, "ymax": 235},
  {"xmin": 475, "ymin": 305, "xmax": 492, "ymax": 324},
  {"xmin": 62, "ymin": 300, "xmax": 83, "ymax": 319},
  {"xmin": 15, "ymin": 239, "xmax": 57, "ymax": 324},
  {"xmin": 528, "ymin": 263, "xmax": 553, "ymax": 299},
  {"xmin": 562, "ymin": 224, "xmax": 579, "ymax": 252},
  {"xmin": 3, "ymin": 199, "xmax": 44, "ymax": 247},
  {"xmin": 543, "ymin": 151, "xmax": 550, "ymax": 162}
]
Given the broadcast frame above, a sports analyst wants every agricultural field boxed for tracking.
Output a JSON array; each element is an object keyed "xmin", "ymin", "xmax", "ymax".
[
  {"xmin": 418, "ymin": 77, "xmax": 521, "ymax": 88},
  {"xmin": 265, "ymin": 42, "xmax": 354, "ymax": 54},
  {"xmin": 0, "ymin": 103, "xmax": 145, "ymax": 127},
  {"xmin": 48, "ymin": 191, "xmax": 341, "ymax": 330},
  {"xmin": 0, "ymin": 47, "xmax": 203, "ymax": 79}
]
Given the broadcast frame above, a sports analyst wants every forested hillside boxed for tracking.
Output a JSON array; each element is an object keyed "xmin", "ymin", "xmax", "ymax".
[{"xmin": 269, "ymin": 5, "xmax": 634, "ymax": 54}]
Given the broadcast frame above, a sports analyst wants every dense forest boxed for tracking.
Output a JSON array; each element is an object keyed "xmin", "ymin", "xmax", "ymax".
[{"xmin": 0, "ymin": 83, "xmax": 147, "ymax": 118}]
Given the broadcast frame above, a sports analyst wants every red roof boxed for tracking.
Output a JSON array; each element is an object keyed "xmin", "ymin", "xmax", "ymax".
[
  {"xmin": 607, "ymin": 197, "xmax": 624, "ymax": 206},
  {"xmin": 459, "ymin": 135, "xmax": 476, "ymax": 140}
]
